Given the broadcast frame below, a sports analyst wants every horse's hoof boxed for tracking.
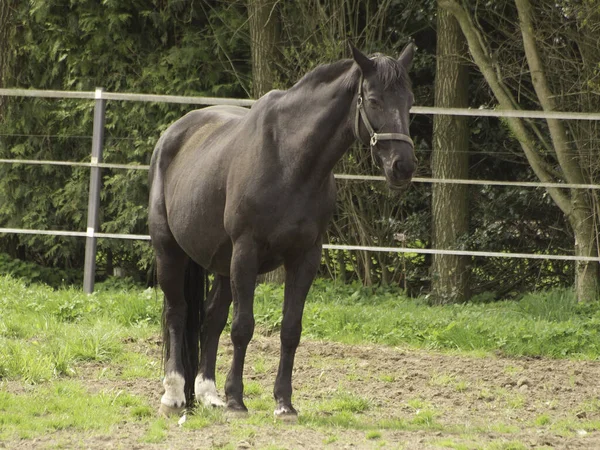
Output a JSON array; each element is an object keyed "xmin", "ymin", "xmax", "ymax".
[
  {"xmin": 225, "ymin": 408, "xmax": 249, "ymax": 419},
  {"xmin": 274, "ymin": 405, "xmax": 298, "ymax": 423},
  {"xmin": 195, "ymin": 376, "xmax": 226, "ymax": 408},
  {"xmin": 225, "ymin": 401, "xmax": 248, "ymax": 418},
  {"xmin": 197, "ymin": 391, "xmax": 226, "ymax": 408},
  {"xmin": 158, "ymin": 403, "xmax": 185, "ymax": 417},
  {"xmin": 203, "ymin": 396, "xmax": 226, "ymax": 408}
]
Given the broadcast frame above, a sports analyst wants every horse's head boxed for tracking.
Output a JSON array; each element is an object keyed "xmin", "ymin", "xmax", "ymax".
[{"xmin": 351, "ymin": 44, "xmax": 417, "ymax": 189}]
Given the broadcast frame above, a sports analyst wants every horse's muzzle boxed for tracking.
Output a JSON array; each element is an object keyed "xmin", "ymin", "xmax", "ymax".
[
  {"xmin": 388, "ymin": 178, "xmax": 412, "ymax": 192},
  {"xmin": 386, "ymin": 155, "xmax": 417, "ymax": 189}
]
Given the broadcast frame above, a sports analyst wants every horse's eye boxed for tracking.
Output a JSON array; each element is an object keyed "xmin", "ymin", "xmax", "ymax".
[{"xmin": 368, "ymin": 98, "xmax": 383, "ymax": 110}]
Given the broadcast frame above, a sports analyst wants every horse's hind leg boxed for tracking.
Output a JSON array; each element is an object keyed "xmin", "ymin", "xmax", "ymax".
[
  {"xmin": 196, "ymin": 275, "xmax": 232, "ymax": 407},
  {"xmin": 274, "ymin": 244, "xmax": 321, "ymax": 421},
  {"xmin": 225, "ymin": 236, "xmax": 259, "ymax": 414},
  {"xmin": 155, "ymin": 244, "xmax": 189, "ymax": 416}
]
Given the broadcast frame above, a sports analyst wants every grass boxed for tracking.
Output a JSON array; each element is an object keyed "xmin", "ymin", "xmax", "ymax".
[
  {"xmin": 0, "ymin": 276, "xmax": 160, "ymax": 382},
  {"xmin": 365, "ymin": 430, "xmax": 381, "ymax": 439},
  {"xmin": 255, "ymin": 281, "xmax": 600, "ymax": 359},
  {"xmin": 1, "ymin": 275, "xmax": 599, "ymax": 447},
  {"xmin": 2, "ymin": 275, "xmax": 599, "ymax": 381},
  {"xmin": 141, "ymin": 418, "xmax": 169, "ymax": 443},
  {"xmin": 0, "ymin": 380, "xmax": 154, "ymax": 440},
  {"xmin": 322, "ymin": 392, "xmax": 371, "ymax": 413}
]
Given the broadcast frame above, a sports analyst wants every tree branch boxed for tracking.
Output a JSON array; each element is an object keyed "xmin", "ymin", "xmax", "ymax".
[
  {"xmin": 515, "ymin": 0, "xmax": 587, "ymax": 187},
  {"xmin": 439, "ymin": 0, "xmax": 571, "ymax": 215}
]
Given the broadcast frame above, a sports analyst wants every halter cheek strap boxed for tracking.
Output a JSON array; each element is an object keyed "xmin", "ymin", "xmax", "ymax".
[{"xmin": 354, "ymin": 75, "xmax": 414, "ymax": 149}]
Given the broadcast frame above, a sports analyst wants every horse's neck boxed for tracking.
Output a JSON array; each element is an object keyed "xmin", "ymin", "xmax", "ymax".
[{"xmin": 276, "ymin": 75, "xmax": 357, "ymax": 182}]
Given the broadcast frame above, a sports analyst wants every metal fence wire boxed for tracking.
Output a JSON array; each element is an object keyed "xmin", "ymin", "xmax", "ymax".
[{"xmin": 1, "ymin": 88, "xmax": 599, "ymax": 292}]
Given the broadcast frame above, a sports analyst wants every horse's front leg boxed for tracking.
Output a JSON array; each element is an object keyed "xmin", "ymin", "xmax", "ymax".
[
  {"xmin": 225, "ymin": 236, "xmax": 258, "ymax": 414},
  {"xmin": 274, "ymin": 244, "xmax": 321, "ymax": 421}
]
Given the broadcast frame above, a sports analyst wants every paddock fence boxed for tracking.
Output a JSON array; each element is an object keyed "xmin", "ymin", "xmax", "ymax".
[{"xmin": 1, "ymin": 88, "xmax": 599, "ymax": 293}]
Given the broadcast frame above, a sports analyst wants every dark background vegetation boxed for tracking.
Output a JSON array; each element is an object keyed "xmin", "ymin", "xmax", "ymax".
[{"xmin": 0, "ymin": 0, "xmax": 594, "ymax": 300}]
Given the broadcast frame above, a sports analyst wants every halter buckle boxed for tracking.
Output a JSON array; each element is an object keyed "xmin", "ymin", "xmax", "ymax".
[{"xmin": 370, "ymin": 133, "xmax": 378, "ymax": 147}]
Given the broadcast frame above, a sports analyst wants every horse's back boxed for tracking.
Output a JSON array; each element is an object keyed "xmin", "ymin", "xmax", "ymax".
[
  {"xmin": 150, "ymin": 106, "xmax": 247, "ymax": 176},
  {"xmin": 148, "ymin": 105, "xmax": 247, "ymax": 267}
]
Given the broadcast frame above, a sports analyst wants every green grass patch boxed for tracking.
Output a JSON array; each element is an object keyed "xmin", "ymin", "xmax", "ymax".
[
  {"xmin": 323, "ymin": 434, "xmax": 338, "ymax": 444},
  {"xmin": 246, "ymin": 395, "xmax": 273, "ymax": 412},
  {"xmin": 320, "ymin": 391, "xmax": 371, "ymax": 413},
  {"xmin": 113, "ymin": 351, "xmax": 160, "ymax": 380},
  {"xmin": 302, "ymin": 410, "xmax": 361, "ymax": 428},
  {"xmin": 486, "ymin": 441, "xmax": 528, "ymax": 450},
  {"xmin": 5, "ymin": 275, "xmax": 596, "ymax": 446},
  {"xmin": 534, "ymin": 414, "xmax": 551, "ymax": 426},
  {"xmin": 140, "ymin": 418, "xmax": 169, "ymax": 443},
  {"xmin": 365, "ymin": 430, "xmax": 381, "ymax": 439},
  {"xmin": 410, "ymin": 408, "xmax": 438, "ymax": 427},
  {"xmin": 1, "ymin": 274, "xmax": 599, "ymax": 395},
  {"xmin": 184, "ymin": 406, "xmax": 226, "ymax": 429},
  {"xmin": 254, "ymin": 280, "xmax": 600, "ymax": 359},
  {"xmin": 0, "ymin": 380, "xmax": 153, "ymax": 440},
  {"xmin": 0, "ymin": 276, "xmax": 161, "ymax": 383}
]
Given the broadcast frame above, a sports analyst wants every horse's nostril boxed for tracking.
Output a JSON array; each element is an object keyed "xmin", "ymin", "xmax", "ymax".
[
  {"xmin": 393, "ymin": 159, "xmax": 404, "ymax": 173},
  {"xmin": 393, "ymin": 158, "xmax": 416, "ymax": 180}
]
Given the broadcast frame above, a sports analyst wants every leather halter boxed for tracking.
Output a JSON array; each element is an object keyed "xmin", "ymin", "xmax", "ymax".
[{"xmin": 354, "ymin": 75, "xmax": 414, "ymax": 150}]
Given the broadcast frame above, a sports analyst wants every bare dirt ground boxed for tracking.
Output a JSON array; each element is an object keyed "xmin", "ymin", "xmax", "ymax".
[{"xmin": 5, "ymin": 334, "xmax": 600, "ymax": 449}]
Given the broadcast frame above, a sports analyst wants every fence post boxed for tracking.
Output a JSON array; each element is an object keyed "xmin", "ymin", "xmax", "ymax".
[{"xmin": 83, "ymin": 88, "xmax": 106, "ymax": 294}]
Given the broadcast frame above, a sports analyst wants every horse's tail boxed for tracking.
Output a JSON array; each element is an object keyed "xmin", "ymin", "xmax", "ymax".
[{"xmin": 161, "ymin": 259, "xmax": 207, "ymax": 405}]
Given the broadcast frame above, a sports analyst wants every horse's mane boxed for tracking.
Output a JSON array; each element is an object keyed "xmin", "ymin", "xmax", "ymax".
[
  {"xmin": 289, "ymin": 59, "xmax": 354, "ymax": 90},
  {"xmin": 366, "ymin": 54, "xmax": 412, "ymax": 90},
  {"xmin": 290, "ymin": 54, "xmax": 410, "ymax": 93}
]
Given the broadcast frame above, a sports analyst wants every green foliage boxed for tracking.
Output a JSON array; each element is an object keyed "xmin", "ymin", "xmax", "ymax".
[
  {"xmin": 95, "ymin": 275, "xmax": 145, "ymax": 292},
  {"xmin": 0, "ymin": 252, "xmax": 80, "ymax": 287},
  {"xmin": 517, "ymin": 288, "xmax": 578, "ymax": 321},
  {"xmin": 467, "ymin": 182, "xmax": 572, "ymax": 298},
  {"xmin": 0, "ymin": 0, "xmax": 249, "ymax": 281},
  {"xmin": 0, "ymin": 0, "xmax": 590, "ymax": 300}
]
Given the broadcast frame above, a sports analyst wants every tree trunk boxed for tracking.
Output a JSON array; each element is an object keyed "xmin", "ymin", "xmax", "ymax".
[
  {"xmin": 570, "ymin": 194, "xmax": 599, "ymax": 302},
  {"xmin": 248, "ymin": 0, "xmax": 283, "ymax": 284},
  {"xmin": 440, "ymin": 0, "xmax": 600, "ymax": 302},
  {"xmin": 0, "ymin": 1, "xmax": 17, "ymax": 258},
  {"xmin": 430, "ymin": 3, "xmax": 470, "ymax": 303},
  {"xmin": 0, "ymin": 0, "xmax": 14, "ymax": 118},
  {"xmin": 248, "ymin": 0, "xmax": 278, "ymax": 98},
  {"xmin": 514, "ymin": 0, "xmax": 598, "ymax": 301}
]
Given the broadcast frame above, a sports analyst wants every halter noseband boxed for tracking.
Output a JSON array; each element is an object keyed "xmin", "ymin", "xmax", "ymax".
[{"xmin": 354, "ymin": 75, "xmax": 414, "ymax": 150}]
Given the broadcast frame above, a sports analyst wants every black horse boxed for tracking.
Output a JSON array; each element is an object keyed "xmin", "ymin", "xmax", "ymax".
[{"xmin": 148, "ymin": 44, "xmax": 417, "ymax": 420}]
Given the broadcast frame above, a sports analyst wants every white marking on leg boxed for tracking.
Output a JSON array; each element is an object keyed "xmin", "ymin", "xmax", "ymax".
[
  {"xmin": 274, "ymin": 404, "xmax": 298, "ymax": 422},
  {"xmin": 195, "ymin": 375, "xmax": 225, "ymax": 407},
  {"xmin": 161, "ymin": 372, "xmax": 186, "ymax": 408}
]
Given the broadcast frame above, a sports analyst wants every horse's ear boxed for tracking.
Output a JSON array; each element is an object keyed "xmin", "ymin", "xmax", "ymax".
[
  {"xmin": 398, "ymin": 42, "xmax": 416, "ymax": 70},
  {"xmin": 349, "ymin": 43, "xmax": 375, "ymax": 76}
]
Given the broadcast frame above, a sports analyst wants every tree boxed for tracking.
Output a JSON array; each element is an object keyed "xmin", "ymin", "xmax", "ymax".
[
  {"xmin": 247, "ymin": 0, "xmax": 283, "ymax": 283},
  {"xmin": 247, "ymin": 0, "xmax": 278, "ymax": 98},
  {"xmin": 0, "ymin": 0, "xmax": 250, "ymax": 284},
  {"xmin": 440, "ymin": 0, "xmax": 600, "ymax": 302},
  {"xmin": 430, "ymin": 2, "xmax": 470, "ymax": 303},
  {"xmin": 275, "ymin": 0, "xmax": 436, "ymax": 289},
  {"xmin": 0, "ymin": 0, "xmax": 15, "ymax": 118}
]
